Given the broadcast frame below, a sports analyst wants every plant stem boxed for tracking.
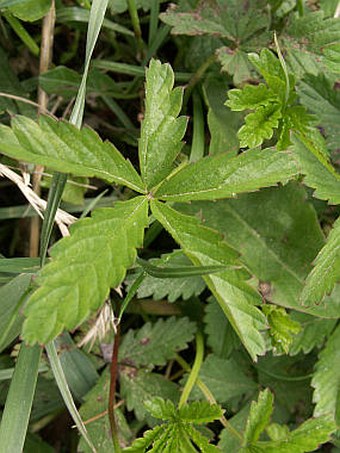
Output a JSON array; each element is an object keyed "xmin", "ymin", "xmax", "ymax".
[
  {"xmin": 30, "ymin": 0, "xmax": 56, "ymax": 258},
  {"xmin": 296, "ymin": 0, "xmax": 304, "ymax": 16},
  {"xmin": 127, "ymin": 0, "xmax": 144, "ymax": 60},
  {"xmin": 109, "ymin": 324, "xmax": 122, "ymax": 452},
  {"xmin": 178, "ymin": 331, "xmax": 204, "ymax": 408},
  {"xmin": 175, "ymin": 354, "xmax": 243, "ymax": 442},
  {"xmin": 4, "ymin": 13, "xmax": 39, "ymax": 56},
  {"xmin": 183, "ymin": 54, "xmax": 216, "ymax": 107}
]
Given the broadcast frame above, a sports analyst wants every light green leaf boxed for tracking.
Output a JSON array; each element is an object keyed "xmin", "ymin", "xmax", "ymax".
[
  {"xmin": 191, "ymin": 354, "xmax": 257, "ymax": 404},
  {"xmin": 127, "ymin": 251, "xmax": 205, "ymax": 302},
  {"xmin": 243, "ymin": 389, "xmax": 274, "ymax": 445},
  {"xmin": 226, "ymin": 84, "xmax": 276, "ymax": 111},
  {"xmin": 291, "ymin": 132, "xmax": 340, "ymax": 204},
  {"xmin": 151, "ymin": 200, "xmax": 267, "ymax": 361},
  {"xmin": 178, "ymin": 400, "xmax": 223, "ymax": 424},
  {"xmin": 312, "ymin": 324, "xmax": 340, "ymax": 422},
  {"xmin": 120, "ymin": 369, "xmax": 179, "ymax": 421},
  {"xmin": 262, "ymin": 305, "xmax": 301, "ymax": 355},
  {"xmin": 289, "ymin": 313, "xmax": 336, "ymax": 356},
  {"xmin": 139, "ymin": 59, "xmax": 187, "ymax": 189},
  {"xmin": 298, "ymin": 73, "xmax": 340, "ymax": 151},
  {"xmin": 119, "ymin": 316, "xmax": 196, "ymax": 367},
  {"xmin": 238, "ymin": 103, "xmax": 282, "ymax": 148},
  {"xmin": 4, "ymin": 0, "xmax": 51, "ymax": 22},
  {"xmin": 216, "ymin": 48, "xmax": 253, "ymax": 85},
  {"xmin": 22, "ymin": 197, "xmax": 148, "ymax": 344},
  {"xmin": 301, "ymin": 216, "xmax": 340, "ymax": 305},
  {"xmin": 0, "ymin": 115, "xmax": 144, "ymax": 193},
  {"xmin": 248, "ymin": 414, "xmax": 336, "ymax": 452},
  {"xmin": 283, "ymin": 11, "xmax": 340, "ymax": 77},
  {"xmin": 204, "ymin": 298, "xmax": 240, "ymax": 358},
  {"xmin": 177, "ymin": 183, "xmax": 340, "ymax": 318},
  {"xmin": 154, "ymin": 148, "xmax": 299, "ymax": 202}
]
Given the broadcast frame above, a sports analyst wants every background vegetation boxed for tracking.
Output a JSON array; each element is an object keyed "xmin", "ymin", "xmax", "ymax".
[{"xmin": 0, "ymin": 0, "xmax": 339, "ymax": 451}]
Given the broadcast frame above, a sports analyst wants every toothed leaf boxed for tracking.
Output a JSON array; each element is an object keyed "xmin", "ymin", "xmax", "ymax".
[
  {"xmin": 151, "ymin": 201, "xmax": 267, "ymax": 361},
  {"xmin": 23, "ymin": 197, "xmax": 148, "ymax": 344}
]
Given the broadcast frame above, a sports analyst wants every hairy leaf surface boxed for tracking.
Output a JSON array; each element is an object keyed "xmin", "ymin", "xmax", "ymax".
[
  {"xmin": 312, "ymin": 324, "xmax": 340, "ymax": 421},
  {"xmin": 139, "ymin": 59, "xmax": 187, "ymax": 189},
  {"xmin": 301, "ymin": 216, "xmax": 340, "ymax": 305},
  {"xmin": 119, "ymin": 316, "xmax": 196, "ymax": 367},
  {"xmin": 154, "ymin": 148, "xmax": 299, "ymax": 202},
  {"xmin": 151, "ymin": 200, "xmax": 267, "ymax": 360},
  {"xmin": 178, "ymin": 183, "xmax": 340, "ymax": 318},
  {"xmin": 291, "ymin": 133, "xmax": 340, "ymax": 204},
  {"xmin": 0, "ymin": 115, "xmax": 144, "ymax": 192},
  {"xmin": 23, "ymin": 197, "xmax": 148, "ymax": 344}
]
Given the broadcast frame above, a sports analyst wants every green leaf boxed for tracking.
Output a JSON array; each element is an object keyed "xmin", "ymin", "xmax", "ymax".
[
  {"xmin": 298, "ymin": 73, "xmax": 340, "ymax": 151},
  {"xmin": 0, "ymin": 274, "xmax": 32, "ymax": 353},
  {"xmin": 312, "ymin": 324, "xmax": 340, "ymax": 422},
  {"xmin": 125, "ymin": 398, "xmax": 222, "ymax": 452},
  {"xmin": 0, "ymin": 115, "xmax": 144, "ymax": 193},
  {"xmin": 243, "ymin": 389, "xmax": 274, "ymax": 445},
  {"xmin": 128, "ymin": 251, "xmax": 205, "ymax": 302},
  {"xmin": 119, "ymin": 316, "xmax": 196, "ymax": 367},
  {"xmin": 204, "ymin": 298, "xmax": 240, "ymax": 358},
  {"xmin": 120, "ymin": 369, "xmax": 179, "ymax": 421},
  {"xmin": 262, "ymin": 305, "xmax": 301, "ymax": 355},
  {"xmin": 151, "ymin": 200, "xmax": 267, "ymax": 361},
  {"xmin": 249, "ymin": 414, "xmax": 336, "ymax": 452},
  {"xmin": 139, "ymin": 59, "xmax": 187, "ymax": 189},
  {"xmin": 289, "ymin": 313, "xmax": 336, "ymax": 356},
  {"xmin": 301, "ymin": 216, "xmax": 340, "ymax": 305},
  {"xmin": 283, "ymin": 11, "xmax": 340, "ymax": 77},
  {"xmin": 238, "ymin": 103, "xmax": 282, "ymax": 148},
  {"xmin": 226, "ymin": 84, "xmax": 276, "ymax": 111},
  {"xmin": 203, "ymin": 76, "xmax": 241, "ymax": 156},
  {"xmin": 291, "ymin": 133, "xmax": 340, "ymax": 204},
  {"xmin": 216, "ymin": 48, "xmax": 253, "ymax": 85},
  {"xmin": 22, "ymin": 197, "xmax": 148, "ymax": 344},
  {"xmin": 79, "ymin": 369, "xmax": 132, "ymax": 452},
  {"xmin": 218, "ymin": 404, "xmax": 249, "ymax": 452},
  {"xmin": 4, "ymin": 0, "xmax": 51, "ymax": 22},
  {"xmin": 191, "ymin": 354, "xmax": 257, "ymax": 404},
  {"xmin": 154, "ymin": 148, "xmax": 299, "ymax": 202},
  {"xmin": 177, "ymin": 183, "xmax": 340, "ymax": 318}
]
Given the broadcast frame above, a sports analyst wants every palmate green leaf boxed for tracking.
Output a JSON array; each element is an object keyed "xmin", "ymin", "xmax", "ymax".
[
  {"xmin": 238, "ymin": 103, "xmax": 282, "ymax": 148},
  {"xmin": 312, "ymin": 324, "xmax": 340, "ymax": 422},
  {"xmin": 0, "ymin": 115, "xmax": 144, "ymax": 193},
  {"xmin": 282, "ymin": 11, "xmax": 340, "ymax": 77},
  {"xmin": 139, "ymin": 59, "xmax": 187, "ymax": 189},
  {"xmin": 125, "ymin": 398, "xmax": 222, "ymax": 452},
  {"xmin": 226, "ymin": 84, "xmax": 276, "ymax": 111},
  {"xmin": 301, "ymin": 216, "xmax": 340, "ymax": 305},
  {"xmin": 22, "ymin": 196, "xmax": 148, "ymax": 344},
  {"xmin": 291, "ymin": 132, "xmax": 340, "ymax": 204},
  {"xmin": 298, "ymin": 73, "xmax": 340, "ymax": 151},
  {"xmin": 119, "ymin": 316, "xmax": 196, "ymax": 368},
  {"xmin": 177, "ymin": 183, "xmax": 340, "ymax": 318},
  {"xmin": 154, "ymin": 148, "xmax": 299, "ymax": 202},
  {"xmin": 151, "ymin": 200, "xmax": 267, "ymax": 360}
]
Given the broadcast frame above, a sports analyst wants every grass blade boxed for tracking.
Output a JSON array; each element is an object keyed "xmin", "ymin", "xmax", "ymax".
[{"xmin": 0, "ymin": 344, "xmax": 41, "ymax": 453}]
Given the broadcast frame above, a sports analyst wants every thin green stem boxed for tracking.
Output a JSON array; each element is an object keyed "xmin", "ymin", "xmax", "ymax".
[
  {"xmin": 148, "ymin": 0, "xmax": 159, "ymax": 46},
  {"xmin": 108, "ymin": 324, "xmax": 122, "ymax": 452},
  {"xmin": 274, "ymin": 32, "xmax": 290, "ymax": 107},
  {"xmin": 296, "ymin": 0, "xmax": 304, "ymax": 17},
  {"xmin": 190, "ymin": 90, "xmax": 205, "ymax": 163},
  {"xmin": 183, "ymin": 54, "xmax": 216, "ymax": 107},
  {"xmin": 127, "ymin": 0, "xmax": 145, "ymax": 59},
  {"xmin": 175, "ymin": 354, "xmax": 243, "ymax": 442},
  {"xmin": 178, "ymin": 332, "xmax": 204, "ymax": 408},
  {"xmin": 117, "ymin": 271, "xmax": 146, "ymax": 323}
]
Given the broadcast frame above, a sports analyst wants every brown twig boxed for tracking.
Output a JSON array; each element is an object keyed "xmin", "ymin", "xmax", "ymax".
[
  {"xmin": 108, "ymin": 323, "xmax": 122, "ymax": 452},
  {"xmin": 29, "ymin": 0, "xmax": 56, "ymax": 257}
]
